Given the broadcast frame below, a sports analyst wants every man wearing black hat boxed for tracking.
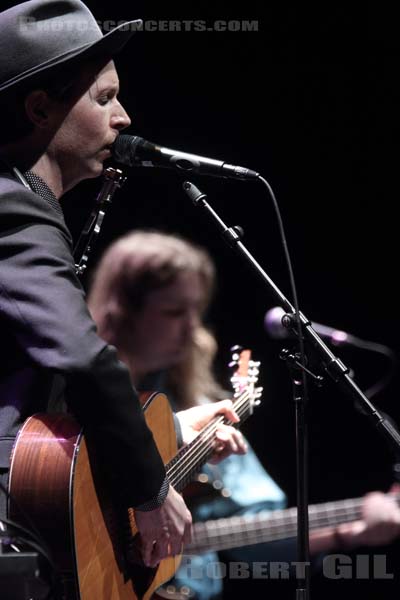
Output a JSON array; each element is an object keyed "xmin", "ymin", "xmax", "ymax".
[{"xmin": 0, "ymin": 0, "xmax": 245, "ymax": 571}]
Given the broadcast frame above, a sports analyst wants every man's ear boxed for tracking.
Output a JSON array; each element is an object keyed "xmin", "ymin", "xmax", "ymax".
[{"xmin": 24, "ymin": 90, "xmax": 57, "ymax": 129}]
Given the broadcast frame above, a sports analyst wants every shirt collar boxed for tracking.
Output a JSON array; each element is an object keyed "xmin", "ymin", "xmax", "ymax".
[
  {"xmin": 22, "ymin": 170, "xmax": 64, "ymax": 218},
  {"xmin": 0, "ymin": 159, "xmax": 64, "ymax": 218}
]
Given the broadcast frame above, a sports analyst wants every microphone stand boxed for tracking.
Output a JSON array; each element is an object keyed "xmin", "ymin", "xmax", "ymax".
[{"xmin": 182, "ymin": 180, "xmax": 400, "ymax": 600}]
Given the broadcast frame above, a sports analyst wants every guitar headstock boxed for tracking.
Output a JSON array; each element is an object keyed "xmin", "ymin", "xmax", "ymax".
[{"xmin": 229, "ymin": 345, "xmax": 262, "ymax": 415}]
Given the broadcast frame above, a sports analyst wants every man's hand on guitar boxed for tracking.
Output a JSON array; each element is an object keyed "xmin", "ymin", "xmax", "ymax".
[
  {"xmin": 135, "ymin": 486, "xmax": 192, "ymax": 567},
  {"xmin": 176, "ymin": 399, "xmax": 248, "ymax": 464}
]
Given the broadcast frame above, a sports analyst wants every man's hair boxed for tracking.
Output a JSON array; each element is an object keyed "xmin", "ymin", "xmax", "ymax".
[
  {"xmin": 0, "ymin": 56, "xmax": 108, "ymax": 146},
  {"xmin": 0, "ymin": 66, "xmax": 76, "ymax": 145},
  {"xmin": 88, "ymin": 230, "xmax": 226, "ymax": 408}
]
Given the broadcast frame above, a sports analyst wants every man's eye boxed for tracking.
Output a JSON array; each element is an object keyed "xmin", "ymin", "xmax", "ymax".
[{"xmin": 98, "ymin": 96, "xmax": 110, "ymax": 105}]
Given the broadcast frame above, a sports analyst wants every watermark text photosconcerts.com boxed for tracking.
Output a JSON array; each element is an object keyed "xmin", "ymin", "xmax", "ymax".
[
  {"xmin": 18, "ymin": 17, "xmax": 259, "ymax": 33},
  {"xmin": 110, "ymin": 20, "xmax": 260, "ymax": 32},
  {"xmin": 179, "ymin": 554, "xmax": 395, "ymax": 580}
]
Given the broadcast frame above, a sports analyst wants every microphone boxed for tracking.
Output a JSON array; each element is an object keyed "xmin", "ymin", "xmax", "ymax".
[
  {"xmin": 264, "ymin": 306, "xmax": 353, "ymax": 346},
  {"xmin": 112, "ymin": 134, "xmax": 260, "ymax": 180}
]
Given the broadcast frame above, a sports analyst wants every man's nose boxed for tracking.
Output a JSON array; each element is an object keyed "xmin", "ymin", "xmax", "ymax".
[{"xmin": 112, "ymin": 101, "xmax": 131, "ymax": 131}]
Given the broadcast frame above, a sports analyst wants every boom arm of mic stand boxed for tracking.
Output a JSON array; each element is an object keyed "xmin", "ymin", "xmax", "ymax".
[{"xmin": 182, "ymin": 180, "xmax": 400, "ymax": 453}]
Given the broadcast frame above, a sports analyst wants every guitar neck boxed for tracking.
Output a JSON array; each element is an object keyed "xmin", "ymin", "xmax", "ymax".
[
  {"xmin": 165, "ymin": 388, "xmax": 260, "ymax": 493},
  {"xmin": 186, "ymin": 493, "xmax": 400, "ymax": 554}
]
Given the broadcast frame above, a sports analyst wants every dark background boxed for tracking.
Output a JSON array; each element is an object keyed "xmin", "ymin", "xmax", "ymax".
[{"xmin": 39, "ymin": 1, "xmax": 400, "ymax": 597}]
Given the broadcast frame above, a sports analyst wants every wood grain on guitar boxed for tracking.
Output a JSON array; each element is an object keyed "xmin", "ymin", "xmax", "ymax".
[
  {"xmin": 9, "ymin": 393, "xmax": 179, "ymax": 600},
  {"xmin": 8, "ymin": 349, "xmax": 262, "ymax": 599}
]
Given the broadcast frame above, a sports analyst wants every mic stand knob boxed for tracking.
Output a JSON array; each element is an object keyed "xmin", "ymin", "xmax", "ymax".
[
  {"xmin": 232, "ymin": 225, "xmax": 244, "ymax": 238},
  {"xmin": 280, "ymin": 348, "xmax": 325, "ymax": 387}
]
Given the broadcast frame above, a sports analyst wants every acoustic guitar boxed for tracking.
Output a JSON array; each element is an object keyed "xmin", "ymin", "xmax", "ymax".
[{"xmin": 8, "ymin": 348, "xmax": 262, "ymax": 599}]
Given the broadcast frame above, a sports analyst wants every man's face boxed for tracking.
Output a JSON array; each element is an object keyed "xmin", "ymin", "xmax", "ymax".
[{"xmin": 48, "ymin": 60, "xmax": 130, "ymax": 187}]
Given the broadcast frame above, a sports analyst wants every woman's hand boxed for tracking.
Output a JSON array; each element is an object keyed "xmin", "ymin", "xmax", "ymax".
[
  {"xmin": 176, "ymin": 399, "xmax": 248, "ymax": 463},
  {"xmin": 310, "ymin": 485, "xmax": 400, "ymax": 554}
]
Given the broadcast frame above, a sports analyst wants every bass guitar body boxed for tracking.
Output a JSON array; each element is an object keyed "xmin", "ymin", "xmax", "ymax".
[{"xmin": 8, "ymin": 392, "xmax": 180, "ymax": 600}]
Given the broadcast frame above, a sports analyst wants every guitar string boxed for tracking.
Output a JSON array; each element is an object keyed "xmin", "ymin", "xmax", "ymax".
[
  {"xmin": 188, "ymin": 515, "xmax": 357, "ymax": 551},
  {"xmin": 166, "ymin": 391, "xmax": 252, "ymax": 486},
  {"xmin": 165, "ymin": 387, "xmax": 254, "ymax": 477},
  {"xmin": 165, "ymin": 364, "xmax": 260, "ymax": 484},
  {"xmin": 165, "ymin": 389, "xmax": 256, "ymax": 487},
  {"xmin": 187, "ymin": 494, "xmax": 400, "ymax": 551},
  {"xmin": 189, "ymin": 504, "xmax": 365, "ymax": 547}
]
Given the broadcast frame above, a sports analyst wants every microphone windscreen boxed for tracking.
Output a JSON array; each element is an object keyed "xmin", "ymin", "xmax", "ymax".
[{"xmin": 264, "ymin": 306, "xmax": 288, "ymax": 339}]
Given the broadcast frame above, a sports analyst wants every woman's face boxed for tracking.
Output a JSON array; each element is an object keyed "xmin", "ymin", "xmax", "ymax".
[{"xmin": 127, "ymin": 270, "xmax": 205, "ymax": 375}]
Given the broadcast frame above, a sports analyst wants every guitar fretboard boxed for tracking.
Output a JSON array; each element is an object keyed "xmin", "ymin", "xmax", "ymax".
[
  {"xmin": 186, "ymin": 494, "xmax": 400, "ymax": 553},
  {"xmin": 165, "ymin": 385, "xmax": 261, "ymax": 492}
]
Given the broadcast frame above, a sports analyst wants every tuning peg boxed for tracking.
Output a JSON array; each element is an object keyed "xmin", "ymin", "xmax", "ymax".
[
  {"xmin": 230, "ymin": 373, "xmax": 243, "ymax": 381},
  {"xmin": 228, "ymin": 360, "xmax": 239, "ymax": 368},
  {"xmin": 249, "ymin": 360, "xmax": 261, "ymax": 368},
  {"xmin": 230, "ymin": 345, "xmax": 243, "ymax": 353}
]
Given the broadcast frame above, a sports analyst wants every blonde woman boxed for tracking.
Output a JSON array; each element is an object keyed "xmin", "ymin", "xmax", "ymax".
[{"xmin": 89, "ymin": 231, "xmax": 400, "ymax": 599}]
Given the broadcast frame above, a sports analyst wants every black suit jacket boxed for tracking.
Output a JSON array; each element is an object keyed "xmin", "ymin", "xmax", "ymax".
[{"xmin": 0, "ymin": 169, "xmax": 166, "ymax": 507}]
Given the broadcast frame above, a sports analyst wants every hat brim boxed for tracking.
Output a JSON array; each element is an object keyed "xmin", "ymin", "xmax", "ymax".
[{"xmin": 0, "ymin": 19, "xmax": 142, "ymax": 94}]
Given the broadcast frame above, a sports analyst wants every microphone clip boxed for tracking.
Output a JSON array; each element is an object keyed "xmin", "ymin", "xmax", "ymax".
[
  {"xmin": 282, "ymin": 312, "xmax": 296, "ymax": 330},
  {"xmin": 281, "ymin": 312, "xmax": 305, "ymax": 339}
]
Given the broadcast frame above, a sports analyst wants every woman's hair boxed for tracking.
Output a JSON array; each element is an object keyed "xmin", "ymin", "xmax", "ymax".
[{"xmin": 88, "ymin": 230, "xmax": 226, "ymax": 408}]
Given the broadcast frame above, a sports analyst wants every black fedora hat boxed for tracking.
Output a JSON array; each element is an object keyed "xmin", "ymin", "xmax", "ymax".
[{"xmin": 0, "ymin": 0, "xmax": 142, "ymax": 94}]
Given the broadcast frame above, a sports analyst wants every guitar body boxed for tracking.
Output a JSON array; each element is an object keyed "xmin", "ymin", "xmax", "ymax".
[
  {"xmin": 8, "ymin": 392, "xmax": 180, "ymax": 600},
  {"xmin": 8, "ymin": 348, "xmax": 262, "ymax": 599}
]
